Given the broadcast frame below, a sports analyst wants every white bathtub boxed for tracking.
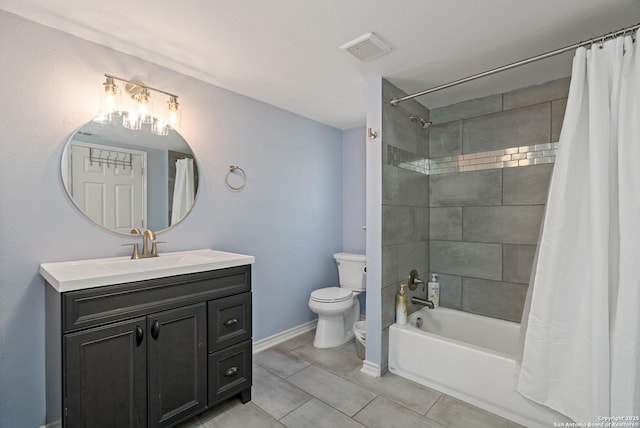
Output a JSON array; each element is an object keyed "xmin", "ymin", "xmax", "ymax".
[{"xmin": 389, "ymin": 307, "xmax": 569, "ymax": 428}]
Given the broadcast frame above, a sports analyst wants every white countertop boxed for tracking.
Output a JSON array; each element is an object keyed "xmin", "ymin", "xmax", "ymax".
[{"xmin": 40, "ymin": 249, "xmax": 255, "ymax": 292}]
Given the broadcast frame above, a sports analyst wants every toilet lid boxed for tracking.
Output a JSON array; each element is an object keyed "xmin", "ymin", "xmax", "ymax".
[{"xmin": 311, "ymin": 287, "xmax": 352, "ymax": 303}]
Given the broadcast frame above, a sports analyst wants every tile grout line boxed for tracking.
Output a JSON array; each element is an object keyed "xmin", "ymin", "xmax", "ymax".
[
  {"xmin": 265, "ymin": 393, "xmax": 313, "ymax": 423},
  {"xmin": 424, "ymin": 392, "xmax": 446, "ymax": 418},
  {"xmin": 500, "ymin": 163, "xmax": 505, "ymax": 282},
  {"xmin": 288, "ymin": 359, "xmax": 378, "ymax": 424},
  {"xmin": 254, "ymin": 354, "xmax": 310, "ymax": 380}
]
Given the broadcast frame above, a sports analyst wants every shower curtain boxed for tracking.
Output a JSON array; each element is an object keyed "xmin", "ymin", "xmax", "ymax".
[
  {"xmin": 171, "ymin": 158, "xmax": 195, "ymax": 225},
  {"xmin": 517, "ymin": 31, "xmax": 639, "ymax": 422}
]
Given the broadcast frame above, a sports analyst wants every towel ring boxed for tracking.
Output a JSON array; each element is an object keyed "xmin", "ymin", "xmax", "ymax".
[{"xmin": 226, "ymin": 165, "xmax": 246, "ymax": 190}]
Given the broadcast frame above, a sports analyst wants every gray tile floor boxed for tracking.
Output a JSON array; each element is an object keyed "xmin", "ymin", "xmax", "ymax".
[{"xmin": 178, "ymin": 331, "xmax": 522, "ymax": 428}]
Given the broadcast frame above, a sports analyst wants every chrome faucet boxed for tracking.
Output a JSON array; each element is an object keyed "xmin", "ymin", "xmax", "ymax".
[
  {"xmin": 407, "ymin": 269, "xmax": 434, "ymax": 308},
  {"xmin": 124, "ymin": 228, "xmax": 160, "ymax": 259},
  {"xmin": 411, "ymin": 296, "xmax": 435, "ymax": 309}
]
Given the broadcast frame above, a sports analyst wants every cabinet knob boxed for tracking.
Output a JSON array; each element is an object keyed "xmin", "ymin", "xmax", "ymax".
[
  {"xmin": 151, "ymin": 320, "xmax": 160, "ymax": 339},
  {"xmin": 223, "ymin": 318, "xmax": 239, "ymax": 327},
  {"xmin": 224, "ymin": 367, "xmax": 239, "ymax": 377},
  {"xmin": 136, "ymin": 326, "xmax": 144, "ymax": 346}
]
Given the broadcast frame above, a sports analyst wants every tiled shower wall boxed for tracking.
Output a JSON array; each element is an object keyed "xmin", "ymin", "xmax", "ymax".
[
  {"xmin": 380, "ymin": 79, "xmax": 430, "ymax": 370},
  {"xmin": 380, "ymin": 77, "xmax": 570, "ymax": 369},
  {"xmin": 427, "ymin": 77, "xmax": 569, "ymax": 322}
]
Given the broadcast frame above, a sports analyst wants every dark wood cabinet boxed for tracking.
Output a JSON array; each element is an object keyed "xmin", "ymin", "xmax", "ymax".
[{"xmin": 46, "ymin": 264, "xmax": 252, "ymax": 428}]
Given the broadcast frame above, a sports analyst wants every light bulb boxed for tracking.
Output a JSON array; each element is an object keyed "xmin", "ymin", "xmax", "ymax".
[
  {"xmin": 106, "ymin": 93, "xmax": 115, "ymax": 109},
  {"xmin": 166, "ymin": 96, "xmax": 181, "ymax": 130},
  {"xmin": 139, "ymin": 102, "xmax": 148, "ymax": 118},
  {"xmin": 95, "ymin": 76, "xmax": 121, "ymax": 123},
  {"xmin": 135, "ymin": 87, "xmax": 153, "ymax": 124}
]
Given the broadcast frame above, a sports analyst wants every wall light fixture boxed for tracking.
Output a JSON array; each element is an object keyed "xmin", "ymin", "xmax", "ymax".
[{"xmin": 95, "ymin": 74, "xmax": 181, "ymax": 135}]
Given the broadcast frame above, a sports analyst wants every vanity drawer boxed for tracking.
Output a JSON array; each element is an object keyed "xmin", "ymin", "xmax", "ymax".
[
  {"xmin": 63, "ymin": 265, "xmax": 251, "ymax": 333},
  {"xmin": 208, "ymin": 292, "xmax": 252, "ymax": 352},
  {"xmin": 207, "ymin": 340, "xmax": 252, "ymax": 406}
]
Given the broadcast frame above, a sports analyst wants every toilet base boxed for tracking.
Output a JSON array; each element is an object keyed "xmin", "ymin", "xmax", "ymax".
[{"xmin": 311, "ymin": 297, "xmax": 360, "ymax": 348}]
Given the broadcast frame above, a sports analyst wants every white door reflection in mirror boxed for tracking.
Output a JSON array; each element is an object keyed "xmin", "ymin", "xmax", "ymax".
[{"xmin": 70, "ymin": 143, "xmax": 146, "ymax": 233}]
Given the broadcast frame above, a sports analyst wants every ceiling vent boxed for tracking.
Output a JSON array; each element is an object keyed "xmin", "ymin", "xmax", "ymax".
[{"xmin": 340, "ymin": 32, "xmax": 391, "ymax": 62}]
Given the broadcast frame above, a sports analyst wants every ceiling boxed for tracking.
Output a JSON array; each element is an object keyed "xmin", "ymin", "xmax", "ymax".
[{"xmin": 1, "ymin": 0, "xmax": 639, "ymax": 129}]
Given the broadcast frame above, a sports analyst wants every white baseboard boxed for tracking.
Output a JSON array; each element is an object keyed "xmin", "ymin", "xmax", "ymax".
[
  {"xmin": 39, "ymin": 421, "xmax": 61, "ymax": 428},
  {"xmin": 252, "ymin": 320, "xmax": 317, "ymax": 354},
  {"xmin": 360, "ymin": 359, "xmax": 382, "ymax": 377}
]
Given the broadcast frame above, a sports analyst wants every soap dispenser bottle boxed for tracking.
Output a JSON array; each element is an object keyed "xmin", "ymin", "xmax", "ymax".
[
  {"xmin": 396, "ymin": 284, "xmax": 408, "ymax": 325},
  {"xmin": 428, "ymin": 274, "xmax": 440, "ymax": 308}
]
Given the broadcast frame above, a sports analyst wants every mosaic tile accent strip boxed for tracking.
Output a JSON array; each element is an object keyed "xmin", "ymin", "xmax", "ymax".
[
  {"xmin": 387, "ymin": 145, "xmax": 428, "ymax": 174},
  {"xmin": 387, "ymin": 143, "xmax": 558, "ymax": 175}
]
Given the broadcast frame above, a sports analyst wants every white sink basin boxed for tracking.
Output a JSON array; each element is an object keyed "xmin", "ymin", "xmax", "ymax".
[{"xmin": 40, "ymin": 249, "xmax": 255, "ymax": 292}]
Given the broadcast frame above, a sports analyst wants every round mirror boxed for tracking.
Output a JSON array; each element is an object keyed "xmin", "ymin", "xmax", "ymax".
[{"xmin": 61, "ymin": 114, "xmax": 199, "ymax": 235}]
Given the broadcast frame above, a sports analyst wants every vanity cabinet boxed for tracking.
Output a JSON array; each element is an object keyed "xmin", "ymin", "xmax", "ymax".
[{"xmin": 45, "ymin": 264, "xmax": 252, "ymax": 428}]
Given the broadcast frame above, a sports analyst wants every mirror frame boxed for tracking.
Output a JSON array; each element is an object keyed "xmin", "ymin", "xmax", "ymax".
[{"xmin": 61, "ymin": 114, "xmax": 200, "ymax": 235}]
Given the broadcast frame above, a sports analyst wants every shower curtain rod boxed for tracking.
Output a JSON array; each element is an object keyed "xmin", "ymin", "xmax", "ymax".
[{"xmin": 390, "ymin": 22, "xmax": 640, "ymax": 106}]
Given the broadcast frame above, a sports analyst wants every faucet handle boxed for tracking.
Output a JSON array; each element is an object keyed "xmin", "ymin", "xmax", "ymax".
[
  {"xmin": 122, "ymin": 243, "xmax": 141, "ymax": 259},
  {"xmin": 150, "ymin": 241, "xmax": 166, "ymax": 256},
  {"xmin": 408, "ymin": 269, "xmax": 424, "ymax": 290}
]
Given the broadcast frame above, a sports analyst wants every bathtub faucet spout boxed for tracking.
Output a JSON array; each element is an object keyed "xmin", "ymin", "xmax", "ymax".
[{"xmin": 411, "ymin": 297, "xmax": 435, "ymax": 309}]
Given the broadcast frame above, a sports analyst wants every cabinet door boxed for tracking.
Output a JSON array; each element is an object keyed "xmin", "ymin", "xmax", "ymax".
[
  {"xmin": 64, "ymin": 317, "xmax": 147, "ymax": 428},
  {"xmin": 148, "ymin": 303, "xmax": 207, "ymax": 428}
]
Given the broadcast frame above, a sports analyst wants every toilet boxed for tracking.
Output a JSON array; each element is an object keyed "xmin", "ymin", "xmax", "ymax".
[{"xmin": 308, "ymin": 252, "xmax": 366, "ymax": 348}]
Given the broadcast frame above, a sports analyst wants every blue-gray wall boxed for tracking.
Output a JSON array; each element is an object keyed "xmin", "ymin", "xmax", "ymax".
[
  {"xmin": 342, "ymin": 127, "xmax": 367, "ymax": 313},
  {"xmin": 0, "ymin": 11, "xmax": 348, "ymax": 427},
  {"xmin": 342, "ymin": 127, "xmax": 366, "ymax": 254}
]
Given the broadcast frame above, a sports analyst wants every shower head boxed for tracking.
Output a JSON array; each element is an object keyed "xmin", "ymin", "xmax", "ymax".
[{"xmin": 409, "ymin": 114, "xmax": 432, "ymax": 130}]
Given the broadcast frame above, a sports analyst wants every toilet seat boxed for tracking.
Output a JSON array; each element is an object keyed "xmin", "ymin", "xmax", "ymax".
[{"xmin": 310, "ymin": 287, "xmax": 352, "ymax": 303}]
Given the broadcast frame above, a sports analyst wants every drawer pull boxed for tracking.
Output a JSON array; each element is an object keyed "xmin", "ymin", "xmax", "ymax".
[
  {"xmin": 223, "ymin": 318, "xmax": 239, "ymax": 327},
  {"xmin": 224, "ymin": 367, "xmax": 239, "ymax": 377}
]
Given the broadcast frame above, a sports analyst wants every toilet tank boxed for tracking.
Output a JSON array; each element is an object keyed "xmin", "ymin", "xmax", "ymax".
[{"xmin": 333, "ymin": 253, "xmax": 366, "ymax": 292}]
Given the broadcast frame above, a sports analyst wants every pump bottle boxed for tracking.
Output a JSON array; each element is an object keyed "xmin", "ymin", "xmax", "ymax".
[
  {"xmin": 428, "ymin": 274, "xmax": 440, "ymax": 308},
  {"xmin": 396, "ymin": 283, "xmax": 408, "ymax": 325}
]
